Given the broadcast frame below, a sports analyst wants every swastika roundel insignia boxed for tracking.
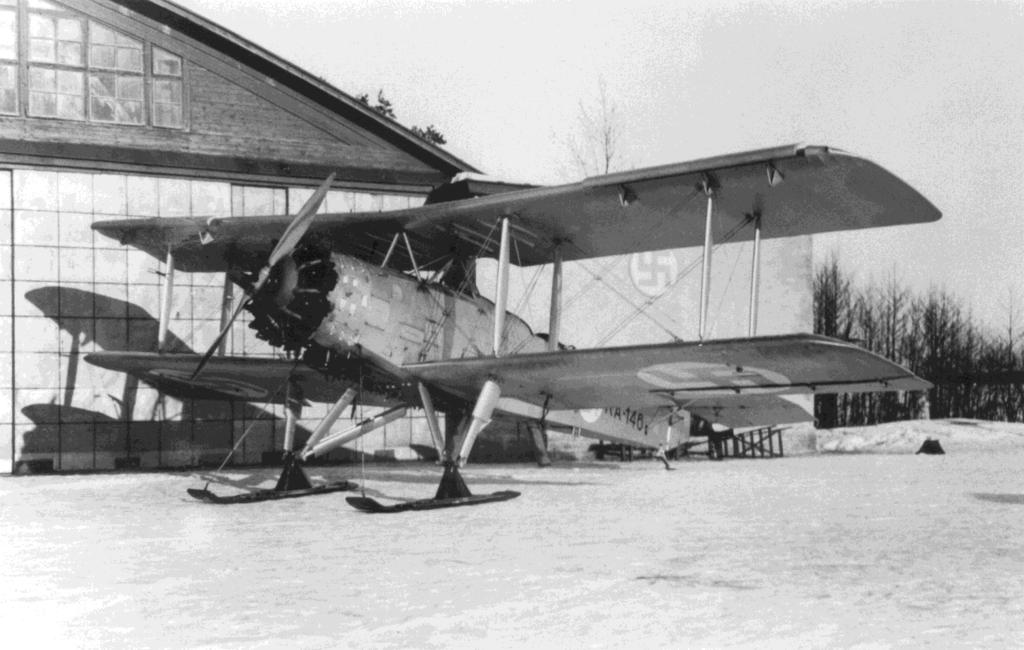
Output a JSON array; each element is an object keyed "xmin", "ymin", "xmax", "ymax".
[{"xmin": 629, "ymin": 251, "xmax": 679, "ymax": 298}]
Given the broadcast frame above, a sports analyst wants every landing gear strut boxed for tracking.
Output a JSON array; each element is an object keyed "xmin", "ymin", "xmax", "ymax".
[{"xmin": 346, "ymin": 382, "xmax": 520, "ymax": 513}]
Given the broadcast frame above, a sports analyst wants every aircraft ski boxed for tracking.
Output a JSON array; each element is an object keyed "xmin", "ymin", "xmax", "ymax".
[
  {"xmin": 346, "ymin": 491, "xmax": 520, "ymax": 513},
  {"xmin": 187, "ymin": 451, "xmax": 356, "ymax": 505},
  {"xmin": 346, "ymin": 460, "xmax": 519, "ymax": 513},
  {"xmin": 187, "ymin": 480, "xmax": 358, "ymax": 504}
]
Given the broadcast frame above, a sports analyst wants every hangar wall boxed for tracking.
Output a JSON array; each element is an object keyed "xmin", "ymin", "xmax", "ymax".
[{"xmin": 2, "ymin": 167, "xmax": 444, "ymax": 472}]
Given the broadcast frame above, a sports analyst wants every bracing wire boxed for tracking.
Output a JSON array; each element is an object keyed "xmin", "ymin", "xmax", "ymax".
[
  {"xmin": 594, "ymin": 213, "xmax": 755, "ymax": 346},
  {"xmin": 505, "ymin": 263, "xmax": 547, "ymax": 354},
  {"xmin": 417, "ymin": 217, "xmax": 503, "ymax": 358},
  {"xmin": 201, "ymin": 357, "xmax": 303, "ymax": 489},
  {"xmin": 357, "ymin": 355, "xmax": 367, "ymax": 498},
  {"xmin": 708, "ymin": 239, "xmax": 747, "ymax": 339},
  {"xmin": 552, "ymin": 189, "xmax": 704, "ymax": 345},
  {"xmin": 573, "ymin": 254, "xmax": 683, "ymax": 343},
  {"xmin": 559, "ymin": 188, "xmax": 703, "ymax": 317},
  {"xmin": 560, "ymin": 254, "xmax": 621, "ymax": 312},
  {"xmin": 410, "ymin": 185, "xmax": 754, "ymax": 356}
]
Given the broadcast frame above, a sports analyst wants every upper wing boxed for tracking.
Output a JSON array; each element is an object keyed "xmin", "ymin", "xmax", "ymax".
[
  {"xmin": 92, "ymin": 144, "xmax": 940, "ymax": 273},
  {"xmin": 402, "ymin": 334, "xmax": 931, "ymax": 411},
  {"xmin": 83, "ymin": 352, "xmax": 400, "ymax": 406}
]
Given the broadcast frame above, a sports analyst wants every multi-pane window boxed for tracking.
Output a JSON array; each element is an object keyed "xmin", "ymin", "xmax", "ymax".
[
  {"xmin": 27, "ymin": 0, "xmax": 85, "ymax": 119},
  {"xmin": 28, "ymin": 5, "xmax": 82, "ymax": 65},
  {"xmin": 88, "ymin": 22, "xmax": 143, "ymax": 124},
  {"xmin": 12, "ymin": 0, "xmax": 186, "ymax": 127},
  {"xmin": 28, "ymin": 65, "xmax": 82, "ymax": 119},
  {"xmin": 0, "ymin": 3, "xmax": 15, "ymax": 58},
  {"xmin": 0, "ymin": 0, "xmax": 15, "ymax": 114},
  {"xmin": 151, "ymin": 47, "xmax": 182, "ymax": 128},
  {"xmin": 89, "ymin": 22, "xmax": 142, "ymax": 72}
]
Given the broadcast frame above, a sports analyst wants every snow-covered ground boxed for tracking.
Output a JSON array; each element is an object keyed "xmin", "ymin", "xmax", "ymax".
[
  {"xmin": 2, "ymin": 420, "xmax": 1023, "ymax": 648},
  {"xmin": 812, "ymin": 419, "xmax": 1024, "ymax": 454}
]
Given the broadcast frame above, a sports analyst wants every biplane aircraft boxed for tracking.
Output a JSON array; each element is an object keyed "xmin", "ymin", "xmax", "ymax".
[{"xmin": 85, "ymin": 144, "xmax": 940, "ymax": 511}]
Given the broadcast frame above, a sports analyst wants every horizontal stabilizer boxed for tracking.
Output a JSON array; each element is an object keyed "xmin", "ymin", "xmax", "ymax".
[{"xmin": 684, "ymin": 394, "xmax": 814, "ymax": 428}]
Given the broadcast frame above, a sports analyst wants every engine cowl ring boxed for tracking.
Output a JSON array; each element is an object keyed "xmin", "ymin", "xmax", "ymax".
[{"xmin": 244, "ymin": 242, "xmax": 338, "ymax": 356}]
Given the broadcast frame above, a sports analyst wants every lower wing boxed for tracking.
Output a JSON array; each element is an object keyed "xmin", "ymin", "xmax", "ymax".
[
  {"xmin": 403, "ymin": 333, "xmax": 930, "ymax": 412},
  {"xmin": 83, "ymin": 352, "xmax": 400, "ymax": 406},
  {"xmin": 86, "ymin": 334, "xmax": 928, "ymax": 433}
]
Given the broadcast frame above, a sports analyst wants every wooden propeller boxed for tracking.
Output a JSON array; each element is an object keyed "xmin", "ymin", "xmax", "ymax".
[{"xmin": 191, "ymin": 173, "xmax": 336, "ymax": 380}]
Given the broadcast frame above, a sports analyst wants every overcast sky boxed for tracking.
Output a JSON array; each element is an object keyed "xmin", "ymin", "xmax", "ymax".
[{"xmin": 177, "ymin": 0, "xmax": 1024, "ymax": 332}]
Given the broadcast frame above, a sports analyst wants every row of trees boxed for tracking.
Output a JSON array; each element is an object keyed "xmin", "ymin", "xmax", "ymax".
[{"xmin": 814, "ymin": 256, "xmax": 1024, "ymax": 426}]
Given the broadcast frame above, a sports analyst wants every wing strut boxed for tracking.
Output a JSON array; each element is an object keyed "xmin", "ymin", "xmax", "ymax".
[
  {"xmin": 547, "ymin": 245, "xmax": 563, "ymax": 351},
  {"xmin": 493, "ymin": 217, "xmax": 511, "ymax": 356},
  {"xmin": 402, "ymin": 232, "xmax": 422, "ymax": 280},
  {"xmin": 747, "ymin": 212, "xmax": 762, "ymax": 337},
  {"xmin": 380, "ymin": 233, "xmax": 400, "ymax": 268},
  {"xmin": 217, "ymin": 278, "xmax": 234, "ymax": 356},
  {"xmin": 698, "ymin": 179, "xmax": 715, "ymax": 340},
  {"xmin": 157, "ymin": 246, "xmax": 174, "ymax": 352}
]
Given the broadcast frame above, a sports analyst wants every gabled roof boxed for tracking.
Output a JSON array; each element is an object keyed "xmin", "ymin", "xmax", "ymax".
[{"xmin": 112, "ymin": 0, "xmax": 479, "ymax": 177}]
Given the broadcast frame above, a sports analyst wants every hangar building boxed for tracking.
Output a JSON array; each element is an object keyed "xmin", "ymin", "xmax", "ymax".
[{"xmin": 1, "ymin": 0, "xmax": 811, "ymax": 473}]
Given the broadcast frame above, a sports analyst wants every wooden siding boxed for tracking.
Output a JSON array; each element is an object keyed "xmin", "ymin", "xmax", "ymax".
[{"xmin": 0, "ymin": 0, "xmax": 452, "ymax": 185}]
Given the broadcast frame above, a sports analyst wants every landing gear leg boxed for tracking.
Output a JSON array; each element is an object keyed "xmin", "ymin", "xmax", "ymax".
[
  {"xmin": 274, "ymin": 451, "xmax": 313, "ymax": 491},
  {"xmin": 274, "ymin": 379, "xmax": 312, "ymax": 491},
  {"xmin": 346, "ymin": 381, "xmax": 520, "ymax": 512},
  {"xmin": 435, "ymin": 460, "xmax": 472, "ymax": 499},
  {"xmin": 654, "ymin": 444, "xmax": 674, "ymax": 471},
  {"xmin": 435, "ymin": 410, "xmax": 472, "ymax": 499},
  {"xmin": 527, "ymin": 422, "xmax": 552, "ymax": 467}
]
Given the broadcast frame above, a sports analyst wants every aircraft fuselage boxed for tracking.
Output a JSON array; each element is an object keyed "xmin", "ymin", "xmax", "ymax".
[
  {"xmin": 242, "ymin": 247, "xmax": 680, "ymax": 450},
  {"xmin": 311, "ymin": 253, "xmax": 547, "ymax": 365}
]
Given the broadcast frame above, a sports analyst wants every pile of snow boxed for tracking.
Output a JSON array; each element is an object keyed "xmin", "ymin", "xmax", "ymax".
[{"xmin": 813, "ymin": 419, "xmax": 1024, "ymax": 454}]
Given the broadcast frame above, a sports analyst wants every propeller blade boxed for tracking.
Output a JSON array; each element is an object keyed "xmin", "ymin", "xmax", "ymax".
[
  {"xmin": 188, "ymin": 173, "xmax": 336, "ymax": 381},
  {"xmin": 191, "ymin": 293, "xmax": 251, "ymax": 380},
  {"xmin": 267, "ymin": 172, "xmax": 336, "ymax": 267}
]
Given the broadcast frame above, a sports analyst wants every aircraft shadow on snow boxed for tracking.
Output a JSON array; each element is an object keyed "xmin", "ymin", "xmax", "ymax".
[{"xmin": 971, "ymin": 492, "xmax": 1024, "ymax": 505}]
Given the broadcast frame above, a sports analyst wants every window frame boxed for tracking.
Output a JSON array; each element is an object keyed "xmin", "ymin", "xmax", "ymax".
[
  {"xmin": 150, "ymin": 45, "xmax": 184, "ymax": 129},
  {"xmin": 9, "ymin": 0, "xmax": 187, "ymax": 130},
  {"xmin": 24, "ymin": 1, "xmax": 86, "ymax": 120},
  {"xmin": 0, "ymin": 2, "xmax": 18, "ymax": 115}
]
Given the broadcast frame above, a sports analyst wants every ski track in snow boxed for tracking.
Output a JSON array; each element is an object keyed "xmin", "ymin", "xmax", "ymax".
[{"xmin": 2, "ymin": 420, "xmax": 1024, "ymax": 648}]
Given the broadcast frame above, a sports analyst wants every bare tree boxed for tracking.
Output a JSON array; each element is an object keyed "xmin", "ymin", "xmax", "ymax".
[
  {"xmin": 814, "ymin": 258, "xmax": 1024, "ymax": 424},
  {"xmin": 813, "ymin": 254, "xmax": 853, "ymax": 427},
  {"xmin": 566, "ymin": 78, "xmax": 624, "ymax": 177}
]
